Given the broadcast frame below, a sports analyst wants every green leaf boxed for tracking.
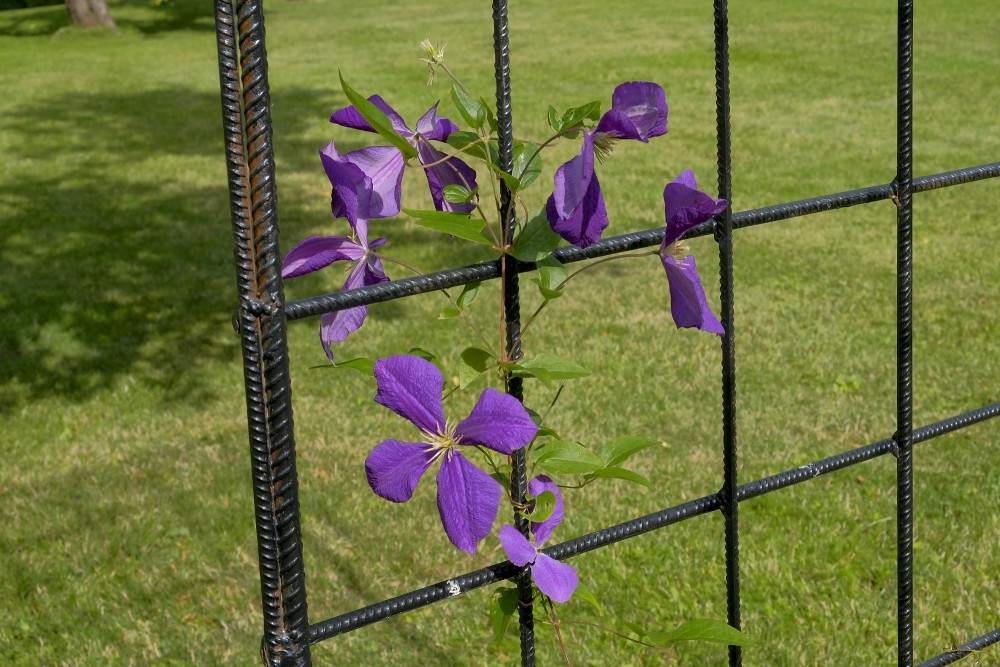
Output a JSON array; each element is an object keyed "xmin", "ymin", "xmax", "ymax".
[
  {"xmin": 489, "ymin": 587, "xmax": 520, "ymax": 644},
  {"xmin": 338, "ymin": 72, "xmax": 417, "ymax": 160},
  {"xmin": 451, "ymin": 84, "xmax": 487, "ymax": 129},
  {"xmin": 406, "ymin": 347, "xmax": 438, "ymax": 364},
  {"xmin": 481, "ymin": 97, "xmax": 499, "ymax": 132},
  {"xmin": 520, "ymin": 490, "xmax": 556, "ymax": 523},
  {"xmin": 535, "ymin": 426, "xmax": 560, "ymax": 440},
  {"xmin": 547, "ymin": 105, "xmax": 561, "ymax": 133},
  {"xmin": 488, "ymin": 463, "xmax": 513, "ymax": 488},
  {"xmin": 534, "ymin": 440, "xmax": 605, "ymax": 475},
  {"xmin": 330, "ymin": 357, "xmax": 375, "ymax": 376},
  {"xmin": 461, "ymin": 346, "xmax": 495, "ymax": 372},
  {"xmin": 584, "ymin": 466, "xmax": 652, "ymax": 489},
  {"xmin": 447, "ymin": 131, "xmax": 500, "ymax": 166},
  {"xmin": 443, "ymin": 184, "xmax": 477, "ymax": 204},
  {"xmin": 658, "ymin": 619, "xmax": 754, "ymax": 647},
  {"xmin": 572, "ymin": 583, "xmax": 604, "ymax": 616},
  {"xmin": 512, "ymin": 142, "xmax": 542, "ymax": 189},
  {"xmin": 456, "ymin": 282, "xmax": 480, "ymax": 308},
  {"xmin": 532, "ymin": 256, "xmax": 567, "ymax": 300},
  {"xmin": 561, "ymin": 100, "xmax": 602, "ymax": 130},
  {"xmin": 514, "ymin": 353, "xmax": 590, "ymax": 382},
  {"xmin": 623, "ymin": 621, "xmax": 648, "ymax": 641},
  {"xmin": 403, "ymin": 208, "xmax": 493, "ymax": 246},
  {"xmin": 510, "ymin": 206, "xmax": 561, "ymax": 262},
  {"xmin": 438, "ymin": 306, "xmax": 460, "ymax": 319},
  {"xmin": 599, "ymin": 436, "xmax": 659, "ymax": 468}
]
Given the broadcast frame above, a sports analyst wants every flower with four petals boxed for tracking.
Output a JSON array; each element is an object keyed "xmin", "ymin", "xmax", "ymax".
[
  {"xmin": 546, "ymin": 81, "xmax": 668, "ymax": 248},
  {"xmin": 499, "ymin": 476, "xmax": 578, "ymax": 603},
  {"xmin": 365, "ymin": 355, "xmax": 539, "ymax": 554}
]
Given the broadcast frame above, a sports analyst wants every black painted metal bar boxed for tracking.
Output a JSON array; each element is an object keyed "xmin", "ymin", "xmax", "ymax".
[
  {"xmin": 713, "ymin": 1, "xmax": 742, "ymax": 665},
  {"xmin": 896, "ymin": 1, "xmax": 915, "ymax": 665},
  {"xmin": 916, "ymin": 628, "xmax": 1000, "ymax": 667},
  {"xmin": 215, "ymin": 0, "xmax": 311, "ymax": 664},
  {"xmin": 306, "ymin": 401, "xmax": 1000, "ymax": 644},
  {"xmin": 282, "ymin": 162, "xmax": 1000, "ymax": 323},
  {"xmin": 489, "ymin": 1, "xmax": 534, "ymax": 664}
]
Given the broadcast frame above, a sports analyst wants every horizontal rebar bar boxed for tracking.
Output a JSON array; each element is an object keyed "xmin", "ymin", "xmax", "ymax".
[
  {"xmin": 283, "ymin": 161, "xmax": 1000, "ymax": 322},
  {"xmin": 915, "ymin": 627, "xmax": 1000, "ymax": 667},
  {"xmin": 305, "ymin": 400, "xmax": 1000, "ymax": 644}
]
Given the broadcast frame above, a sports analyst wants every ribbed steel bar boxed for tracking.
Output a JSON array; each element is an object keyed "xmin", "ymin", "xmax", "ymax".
[
  {"xmin": 490, "ymin": 0, "xmax": 534, "ymax": 664},
  {"xmin": 216, "ymin": 0, "xmax": 311, "ymax": 664},
  {"xmin": 896, "ymin": 1, "xmax": 915, "ymax": 665},
  {"xmin": 304, "ymin": 398, "xmax": 999, "ymax": 644},
  {"xmin": 282, "ymin": 162, "xmax": 1000, "ymax": 323},
  {"xmin": 713, "ymin": 1, "xmax": 742, "ymax": 664},
  {"xmin": 915, "ymin": 628, "xmax": 1000, "ymax": 667}
]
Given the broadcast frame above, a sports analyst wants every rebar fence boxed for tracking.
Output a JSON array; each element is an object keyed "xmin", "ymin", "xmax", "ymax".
[{"xmin": 213, "ymin": 1, "xmax": 1000, "ymax": 665}]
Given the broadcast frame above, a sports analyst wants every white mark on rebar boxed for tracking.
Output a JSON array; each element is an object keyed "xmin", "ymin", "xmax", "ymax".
[{"xmin": 445, "ymin": 580, "xmax": 461, "ymax": 597}]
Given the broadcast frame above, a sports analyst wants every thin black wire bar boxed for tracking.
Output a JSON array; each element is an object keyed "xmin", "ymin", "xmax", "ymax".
[
  {"xmin": 489, "ymin": 0, "xmax": 534, "ymax": 663},
  {"xmin": 282, "ymin": 161, "xmax": 1000, "ymax": 323},
  {"xmin": 895, "ymin": 1, "xmax": 915, "ymax": 664},
  {"xmin": 915, "ymin": 628, "xmax": 1000, "ymax": 667},
  {"xmin": 712, "ymin": 0, "xmax": 741, "ymax": 665},
  {"xmin": 216, "ymin": 0, "xmax": 311, "ymax": 663},
  {"xmin": 306, "ymin": 401, "xmax": 1000, "ymax": 644}
]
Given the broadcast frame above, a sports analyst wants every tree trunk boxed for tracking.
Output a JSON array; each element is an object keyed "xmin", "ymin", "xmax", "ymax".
[{"xmin": 65, "ymin": 0, "xmax": 117, "ymax": 30}]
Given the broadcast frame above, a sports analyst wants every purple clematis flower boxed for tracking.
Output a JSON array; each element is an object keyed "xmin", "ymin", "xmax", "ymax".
[
  {"xmin": 330, "ymin": 96, "xmax": 478, "ymax": 214},
  {"xmin": 499, "ymin": 479, "xmax": 577, "ymax": 603},
  {"xmin": 281, "ymin": 215, "xmax": 388, "ymax": 360},
  {"xmin": 365, "ymin": 355, "xmax": 538, "ymax": 554},
  {"xmin": 319, "ymin": 140, "xmax": 405, "ymax": 229},
  {"xmin": 657, "ymin": 170, "xmax": 728, "ymax": 336},
  {"xmin": 546, "ymin": 81, "xmax": 668, "ymax": 248}
]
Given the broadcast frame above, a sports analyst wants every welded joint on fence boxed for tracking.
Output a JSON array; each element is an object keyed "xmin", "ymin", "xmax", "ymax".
[
  {"xmin": 261, "ymin": 633, "xmax": 309, "ymax": 667},
  {"xmin": 889, "ymin": 431, "xmax": 901, "ymax": 458}
]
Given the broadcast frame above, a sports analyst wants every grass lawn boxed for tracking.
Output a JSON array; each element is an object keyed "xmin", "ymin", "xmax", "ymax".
[{"xmin": 1, "ymin": 0, "xmax": 998, "ymax": 665}]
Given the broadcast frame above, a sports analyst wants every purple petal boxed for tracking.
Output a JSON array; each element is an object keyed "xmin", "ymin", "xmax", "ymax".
[
  {"xmin": 414, "ymin": 102, "xmax": 459, "ymax": 142},
  {"xmin": 528, "ymin": 475, "xmax": 564, "ymax": 546},
  {"xmin": 499, "ymin": 524, "xmax": 536, "ymax": 567},
  {"xmin": 661, "ymin": 255, "xmax": 725, "ymax": 336},
  {"xmin": 330, "ymin": 94, "xmax": 412, "ymax": 137},
  {"xmin": 531, "ymin": 553, "xmax": 578, "ymax": 604},
  {"xmin": 320, "ymin": 141, "xmax": 372, "ymax": 229},
  {"xmin": 436, "ymin": 451, "xmax": 501, "ymax": 554},
  {"xmin": 365, "ymin": 439, "xmax": 435, "ymax": 502},
  {"xmin": 416, "ymin": 140, "xmax": 478, "ymax": 213},
  {"xmin": 662, "ymin": 170, "xmax": 728, "ymax": 247},
  {"xmin": 281, "ymin": 235, "xmax": 363, "ymax": 279},
  {"xmin": 343, "ymin": 146, "xmax": 405, "ymax": 221},
  {"xmin": 546, "ymin": 135, "xmax": 608, "ymax": 248},
  {"xmin": 373, "ymin": 355, "xmax": 446, "ymax": 433},
  {"xmin": 454, "ymin": 388, "xmax": 538, "ymax": 455},
  {"xmin": 595, "ymin": 81, "xmax": 668, "ymax": 141},
  {"xmin": 317, "ymin": 264, "xmax": 372, "ymax": 360}
]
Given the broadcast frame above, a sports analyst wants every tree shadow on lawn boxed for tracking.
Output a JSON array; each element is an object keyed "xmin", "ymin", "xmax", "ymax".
[
  {"xmin": 0, "ymin": 84, "xmax": 419, "ymax": 414},
  {"xmin": 0, "ymin": 0, "xmax": 213, "ymax": 37}
]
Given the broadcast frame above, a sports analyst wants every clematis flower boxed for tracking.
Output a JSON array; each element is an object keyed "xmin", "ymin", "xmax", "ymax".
[
  {"xmin": 498, "ymin": 479, "xmax": 577, "ymax": 603},
  {"xmin": 281, "ymin": 215, "xmax": 388, "ymax": 361},
  {"xmin": 365, "ymin": 355, "xmax": 538, "ymax": 554},
  {"xmin": 330, "ymin": 96, "xmax": 478, "ymax": 214},
  {"xmin": 657, "ymin": 170, "xmax": 728, "ymax": 336},
  {"xmin": 546, "ymin": 81, "xmax": 668, "ymax": 248},
  {"xmin": 319, "ymin": 140, "xmax": 404, "ymax": 229}
]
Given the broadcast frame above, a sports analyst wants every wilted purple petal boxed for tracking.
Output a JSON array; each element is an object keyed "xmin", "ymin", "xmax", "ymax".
[
  {"xmin": 365, "ymin": 439, "xmax": 435, "ymax": 502},
  {"xmin": 342, "ymin": 145, "xmax": 405, "ymax": 221},
  {"xmin": 414, "ymin": 102, "xmax": 459, "ymax": 142},
  {"xmin": 416, "ymin": 140, "xmax": 478, "ymax": 213},
  {"xmin": 594, "ymin": 81, "xmax": 667, "ymax": 142},
  {"xmin": 317, "ymin": 263, "xmax": 371, "ymax": 360},
  {"xmin": 373, "ymin": 355, "xmax": 446, "ymax": 433},
  {"xmin": 546, "ymin": 133, "xmax": 608, "ymax": 248},
  {"xmin": 661, "ymin": 255, "xmax": 725, "ymax": 336},
  {"xmin": 662, "ymin": 170, "xmax": 728, "ymax": 247},
  {"xmin": 437, "ymin": 451, "xmax": 501, "ymax": 554},
  {"xmin": 454, "ymin": 388, "xmax": 537, "ymax": 455},
  {"xmin": 531, "ymin": 553, "xmax": 578, "ymax": 604},
  {"xmin": 330, "ymin": 94, "xmax": 411, "ymax": 137},
  {"xmin": 320, "ymin": 141, "xmax": 372, "ymax": 228},
  {"xmin": 499, "ymin": 524, "xmax": 536, "ymax": 567},
  {"xmin": 527, "ymin": 475, "xmax": 563, "ymax": 546},
  {"xmin": 281, "ymin": 235, "xmax": 362, "ymax": 279}
]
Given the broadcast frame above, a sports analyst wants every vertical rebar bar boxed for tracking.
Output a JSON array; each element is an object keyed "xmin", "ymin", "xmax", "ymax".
[
  {"xmin": 491, "ymin": 1, "xmax": 534, "ymax": 665},
  {"xmin": 714, "ymin": 1, "xmax": 742, "ymax": 665},
  {"xmin": 895, "ymin": 0, "xmax": 915, "ymax": 665},
  {"xmin": 215, "ymin": 0, "xmax": 311, "ymax": 664}
]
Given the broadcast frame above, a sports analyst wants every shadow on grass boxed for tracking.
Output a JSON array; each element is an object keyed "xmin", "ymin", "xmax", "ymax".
[{"xmin": 0, "ymin": 0, "xmax": 213, "ymax": 37}]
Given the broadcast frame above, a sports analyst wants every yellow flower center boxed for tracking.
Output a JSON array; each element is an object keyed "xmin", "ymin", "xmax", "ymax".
[
  {"xmin": 661, "ymin": 240, "xmax": 691, "ymax": 265},
  {"xmin": 421, "ymin": 418, "xmax": 461, "ymax": 463}
]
